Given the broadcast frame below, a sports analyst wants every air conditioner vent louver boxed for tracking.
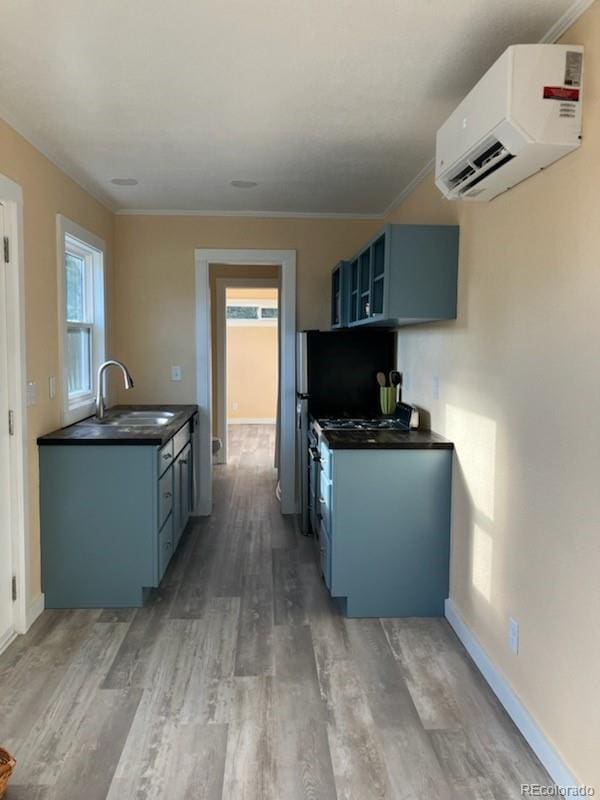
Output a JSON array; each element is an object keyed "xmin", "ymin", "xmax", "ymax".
[
  {"xmin": 472, "ymin": 138, "xmax": 505, "ymax": 168},
  {"xmin": 435, "ymin": 44, "xmax": 584, "ymax": 202},
  {"xmin": 458, "ymin": 152, "xmax": 515, "ymax": 195},
  {"xmin": 447, "ymin": 163, "xmax": 476, "ymax": 189}
]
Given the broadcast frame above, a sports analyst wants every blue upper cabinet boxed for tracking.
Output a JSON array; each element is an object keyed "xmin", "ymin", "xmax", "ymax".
[
  {"xmin": 331, "ymin": 260, "xmax": 350, "ymax": 328},
  {"xmin": 332, "ymin": 224, "xmax": 459, "ymax": 328}
]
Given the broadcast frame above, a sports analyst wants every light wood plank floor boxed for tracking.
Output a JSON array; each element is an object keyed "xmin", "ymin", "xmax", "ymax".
[{"xmin": 1, "ymin": 424, "xmax": 550, "ymax": 799}]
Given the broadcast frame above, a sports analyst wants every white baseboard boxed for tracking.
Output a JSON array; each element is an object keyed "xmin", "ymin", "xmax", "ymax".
[
  {"xmin": 26, "ymin": 593, "xmax": 45, "ymax": 630},
  {"xmin": 0, "ymin": 627, "xmax": 18, "ymax": 656},
  {"xmin": 228, "ymin": 418, "xmax": 276, "ymax": 425},
  {"xmin": 445, "ymin": 598, "xmax": 579, "ymax": 790}
]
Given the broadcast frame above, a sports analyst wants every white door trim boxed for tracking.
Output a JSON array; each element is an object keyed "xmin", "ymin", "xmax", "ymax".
[
  {"xmin": 0, "ymin": 172, "xmax": 33, "ymax": 638},
  {"xmin": 215, "ymin": 276, "xmax": 280, "ymax": 465},
  {"xmin": 195, "ymin": 248, "xmax": 297, "ymax": 515}
]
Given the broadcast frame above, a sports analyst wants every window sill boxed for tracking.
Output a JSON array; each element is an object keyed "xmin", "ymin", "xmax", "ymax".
[{"xmin": 63, "ymin": 397, "xmax": 96, "ymax": 427}]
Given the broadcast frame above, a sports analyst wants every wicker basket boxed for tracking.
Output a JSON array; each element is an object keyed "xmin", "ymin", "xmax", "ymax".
[{"xmin": 0, "ymin": 748, "xmax": 16, "ymax": 799}]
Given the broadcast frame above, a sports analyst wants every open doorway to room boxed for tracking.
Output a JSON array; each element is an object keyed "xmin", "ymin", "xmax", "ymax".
[
  {"xmin": 224, "ymin": 285, "xmax": 279, "ymax": 467},
  {"xmin": 209, "ymin": 266, "xmax": 281, "ymax": 469},
  {"xmin": 196, "ymin": 250, "xmax": 296, "ymax": 517}
]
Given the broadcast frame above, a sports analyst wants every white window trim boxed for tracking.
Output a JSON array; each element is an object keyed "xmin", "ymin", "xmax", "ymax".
[{"xmin": 56, "ymin": 215, "xmax": 106, "ymax": 426}]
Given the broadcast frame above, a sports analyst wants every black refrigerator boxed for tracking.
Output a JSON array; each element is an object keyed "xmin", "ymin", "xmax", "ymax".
[{"xmin": 296, "ymin": 329, "xmax": 396, "ymax": 533}]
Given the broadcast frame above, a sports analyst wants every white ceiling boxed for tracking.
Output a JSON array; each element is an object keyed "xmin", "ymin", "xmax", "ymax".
[{"xmin": 0, "ymin": 0, "xmax": 583, "ymax": 215}]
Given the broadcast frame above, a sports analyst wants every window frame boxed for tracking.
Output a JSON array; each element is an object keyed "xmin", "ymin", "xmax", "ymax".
[
  {"xmin": 57, "ymin": 215, "xmax": 106, "ymax": 426},
  {"xmin": 225, "ymin": 297, "xmax": 278, "ymax": 327}
]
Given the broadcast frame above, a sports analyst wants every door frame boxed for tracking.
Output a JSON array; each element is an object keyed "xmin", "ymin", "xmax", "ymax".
[
  {"xmin": 195, "ymin": 248, "xmax": 296, "ymax": 515},
  {"xmin": 0, "ymin": 173, "xmax": 30, "ymax": 641},
  {"xmin": 215, "ymin": 276, "xmax": 280, "ymax": 464}
]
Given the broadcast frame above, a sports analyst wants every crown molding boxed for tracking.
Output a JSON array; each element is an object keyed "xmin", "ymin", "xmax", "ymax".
[
  {"xmin": 114, "ymin": 207, "xmax": 382, "ymax": 220},
  {"xmin": 540, "ymin": 0, "xmax": 596, "ymax": 43},
  {"xmin": 0, "ymin": 103, "xmax": 116, "ymax": 213},
  {"xmin": 381, "ymin": 158, "xmax": 436, "ymax": 218}
]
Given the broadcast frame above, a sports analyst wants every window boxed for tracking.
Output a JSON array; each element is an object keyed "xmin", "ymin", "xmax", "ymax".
[
  {"xmin": 226, "ymin": 300, "xmax": 278, "ymax": 325},
  {"xmin": 58, "ymin": 216, "xmax": 106, "ymax": 425}
]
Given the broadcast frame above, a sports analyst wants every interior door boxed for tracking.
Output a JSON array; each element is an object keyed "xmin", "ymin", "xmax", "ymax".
[{"xmin": 0, "ymin": 203, "xmax": 14, "ymax": 645}]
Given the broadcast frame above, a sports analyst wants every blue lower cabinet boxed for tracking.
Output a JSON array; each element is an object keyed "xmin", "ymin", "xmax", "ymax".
[
  {"xmin": 158, "ymin": 513, "xmax": 174, "ymax": 581},
  {"xmin": 319, "ymin": 525, "xmax": 332, "ymax": 590},
  {"xmin": 325, "ymin": 448, "xmax": 452, "ymax": 618},
  {"xmin": 39, "ymin": 423, "xmax": 196, "ymax": 608}
]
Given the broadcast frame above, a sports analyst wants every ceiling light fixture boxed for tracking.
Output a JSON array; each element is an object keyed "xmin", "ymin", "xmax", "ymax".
[
  {"xmin": 110, "ymin": 177, "xmax": 138, "ymax": 186},
  {"xmin": 230, "ymin": 179, "xmax": 258, "ymax": 189}
]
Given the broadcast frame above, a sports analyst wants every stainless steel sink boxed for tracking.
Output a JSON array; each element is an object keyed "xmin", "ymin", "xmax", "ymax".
[{"xmin": 94, "ymin": 411, "xmax": 176, "ymax": 427}]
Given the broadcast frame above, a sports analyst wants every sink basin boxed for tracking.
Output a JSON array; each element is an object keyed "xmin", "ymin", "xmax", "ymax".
[{"xmin": 93, "ymin": 411, "xmax": 176, "ymax": 427}]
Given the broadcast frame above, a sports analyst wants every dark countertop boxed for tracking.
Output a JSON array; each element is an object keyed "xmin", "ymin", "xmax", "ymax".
[
  {"xmin": 37, "ymin": 405, "xmax": 198, "ymax": 446},
  {"xmin": 317, "ymin": 426, "xmax": 453, "ymax": 450}
]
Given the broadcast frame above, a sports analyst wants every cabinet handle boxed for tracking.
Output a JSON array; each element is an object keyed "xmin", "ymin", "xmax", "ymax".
[
  {"xmin": 319, "ymin": 496, "xmax": 326, "ymax": 505},
  {"xmin": 163, "ymin": 491, "xmax": 172, "ymax": 499},
  {"xmin": 180, "ymin": 459, "xmax": 188, "ymax": 465},
  {"xmin": 163, "ymin": 452, "xmax": 173, "ymax": 461}
]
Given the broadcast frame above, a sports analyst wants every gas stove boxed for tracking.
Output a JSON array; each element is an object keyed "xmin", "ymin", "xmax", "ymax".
[{"xmin": 316, "ymin": 417, "xmax": 410, "ymax": 431}]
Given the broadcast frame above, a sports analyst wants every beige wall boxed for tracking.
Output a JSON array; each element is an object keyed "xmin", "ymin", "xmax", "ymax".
[
  {"xmin": 384, "ymin": 5, "xmax": 599, "ymax": 786},
  {"xmin": 226, "ymin": 287, "xmax": 278, "ymax": 422},
  {"xmin": 113, "ymin": 216, "xmax": 380, "ymax": 412},
  {"xmin": 227, "ymin": 319, "xmax": 278, "ymax": 420},
  {"xmin": 0, "ymin": 119, "xmax": 115, "ymax": 605}
]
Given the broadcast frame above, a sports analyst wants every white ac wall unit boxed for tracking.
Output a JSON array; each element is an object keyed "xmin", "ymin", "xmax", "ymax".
[{"xmin": 435, "ymin": 44, "xmax": 583, "ymax": 202}]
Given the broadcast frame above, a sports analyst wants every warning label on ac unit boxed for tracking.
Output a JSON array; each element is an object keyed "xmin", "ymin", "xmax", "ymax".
[
  {"xmin": 564, "ymin": 51, "xmax": 582, "ymax": 86},
  {"xmin": 543, "ymin": 86, "xmax": 580, "ymax": 101}
]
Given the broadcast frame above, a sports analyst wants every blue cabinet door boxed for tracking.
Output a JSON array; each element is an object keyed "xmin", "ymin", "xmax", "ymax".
[
  {"xmin": 326, "ymin": 447, "xmax": 452, "ymax": 618},
  {"xmin": 346, "ymin": 224, "xmax": 459, "ymax": 327},
  {"xmin": 331, "ymin": 261, "xmax": 350, "ymax": 328}
]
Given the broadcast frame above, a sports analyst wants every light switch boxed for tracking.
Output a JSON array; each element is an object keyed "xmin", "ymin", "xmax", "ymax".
[
  {"xmin": 171, "ymin": 366, "xmax": 182, "ymax": 382},
  {"xmin": 49, "ymin": 376, "xmax": 56, "ymax": 399},
  {"xmin": 26, "ymin": 381, "xmax": 37, "ymax": 406}
]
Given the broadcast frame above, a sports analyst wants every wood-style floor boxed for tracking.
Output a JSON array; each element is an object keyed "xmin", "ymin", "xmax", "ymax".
[{"xmin": 0, "ymin": 424, "xmax": 549, "ymax": 799}]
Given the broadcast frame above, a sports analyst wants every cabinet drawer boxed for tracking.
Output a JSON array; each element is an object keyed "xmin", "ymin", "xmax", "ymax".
[
  {"xmin": 319, "ymin": 472, "xmax": 331, "ymax": 536},
  {"xmin": 319, "ymin": 441, "xmax": 332, "ymax": 480},
  {"xmin": 158, "ymin": 514, "xmax": 173, "ymax": 581},
  {"xmin": 173, "ymin": 422, "xmax": 191, "ymax": 459},
  {"xmin": 158, "ymin": 469, "xmax": 173, "ymax": 528},
  {"xmin": 158, "ymin": 439, "xmax": 174, "ymax": 475}
]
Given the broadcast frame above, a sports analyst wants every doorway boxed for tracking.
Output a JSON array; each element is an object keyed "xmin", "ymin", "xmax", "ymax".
[
  {"xmin": 214, "ymin": 276, "xmax": 280, "ymax": 465},
  {"xmin": 0, "ymin": 174, "xmax": 29, "ymax": 651},
  {"xmin": 195, "ymin": 248, "xmax": 296, "ymax": 516}
]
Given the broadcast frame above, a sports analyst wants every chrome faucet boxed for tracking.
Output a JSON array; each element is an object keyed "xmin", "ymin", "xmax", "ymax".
[{"xmin": 95, "ymin": 360, "xmax": 134, "ymax": 420}]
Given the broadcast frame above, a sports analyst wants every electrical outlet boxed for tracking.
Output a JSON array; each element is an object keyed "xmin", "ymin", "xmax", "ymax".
[
  {"xmin": 509, "ymin": 617, "xmax": 519, "ymax": 654},
  {"xmin": 49, "ymin": 376, "xmax": 56, "ymax": 399},
  {"xmin": 233, "ymin": 401, "xmax": 239, "ymax": 411},
  {"xmin": 171, "ymin": 366, "xmax": 182, "ymax": 382},
  {"xmin": 432, "ymin": 375, "xmax": 440, "ymax": 400}
]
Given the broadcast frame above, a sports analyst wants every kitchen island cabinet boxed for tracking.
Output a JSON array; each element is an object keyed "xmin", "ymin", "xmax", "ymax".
[{"xmin": 38, "ymin": 406, "xmax": 198, "ymax": 608}]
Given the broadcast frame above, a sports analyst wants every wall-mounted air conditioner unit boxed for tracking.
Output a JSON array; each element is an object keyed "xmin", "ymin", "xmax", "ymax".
[{"xmin": 435, "ymin": 44, "xmax": 583, "ymax": 202}]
